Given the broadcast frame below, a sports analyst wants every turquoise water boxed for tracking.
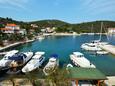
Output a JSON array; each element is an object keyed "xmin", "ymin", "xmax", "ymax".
[{"xmin": 15, "ymin": 35, "xmax": 115, "ymax": 76}]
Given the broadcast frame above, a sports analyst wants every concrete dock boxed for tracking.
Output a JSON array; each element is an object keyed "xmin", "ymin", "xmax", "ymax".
[
  {"xmin": 99, "ymin": 44, "xmax": 115, "ymax": 55},
  {"xmin": 0, "ymin": 39, "xmax": 35, "ymax": 52},
  {"xmin": 105, "ymin": 76, "xmax": 115, "ymax": 86}
]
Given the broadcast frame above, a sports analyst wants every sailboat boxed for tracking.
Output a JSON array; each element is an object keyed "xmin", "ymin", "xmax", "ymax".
[{"xmin": 81, "ymin": 22, "xmax": 108, "ymax": 51}]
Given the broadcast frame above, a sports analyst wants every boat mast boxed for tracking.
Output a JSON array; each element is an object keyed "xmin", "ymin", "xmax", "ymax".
[
  {"xmin": 99, "ymin": 22, "xmax": 103, "ymax": 41},
  {"xmin": 91, "ymin": 24, "xmax": 93, "ymax": 33}
]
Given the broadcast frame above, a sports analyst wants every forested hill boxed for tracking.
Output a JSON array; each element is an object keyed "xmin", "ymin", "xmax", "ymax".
[{"xmin": 0, "ymin": 17, "xmax": 115, "ymax": 33}]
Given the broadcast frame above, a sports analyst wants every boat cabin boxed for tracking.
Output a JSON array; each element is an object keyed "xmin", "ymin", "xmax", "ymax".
[
  {"xmin": 73, "ymin": 52, "xmax": 84, "ymax": 57},
  {"xmin": 8, "ymin": 53, "xmax": 27, "ymax": 67}
]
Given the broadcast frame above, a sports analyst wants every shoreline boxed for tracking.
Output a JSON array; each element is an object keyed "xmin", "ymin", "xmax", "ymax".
[
  {"xmin": 0, "ymin": 33, "xmax": 109, "ymax": 52},
  {"xmin": 53, "ymin": 32, "xmax": 108, "ymax": 36},
  {"xmin": 0, "ymin": 39, "xmax": 35, "ymax": 52}
]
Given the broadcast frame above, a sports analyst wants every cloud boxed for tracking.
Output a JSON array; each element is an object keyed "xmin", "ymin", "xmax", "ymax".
[
  {"xmin": 0, "ymin": 0, "xmax": 29, "ymax": 9},
  {"xmin": 82, "ymin": 0, "xmax": 94, "ymax": 6},
  {"xmin": 81, "ymin": 0, "xmax": 115, "ymax": 16}
]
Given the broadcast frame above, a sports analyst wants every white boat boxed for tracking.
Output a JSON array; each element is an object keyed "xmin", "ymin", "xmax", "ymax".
[
  {"xmin": 81, "ymin": 22, "xmax": 109, "ymax": 51},
  {"xmin": 70, "ymin": 52, "xmax": 96, "ymax": 68},
  {"xmin": 67, "ymin": 64, "xmax": 73, "ymax": 68},
  {"xmin": 22, "ymin": 51, "xmax": 45, "ymax": 73},
  {"xmin": 7, "ymin": 52, "xmax": 33, "ymax": 74},
  {"xmin": 0, "ymin": 50, "xmax": 19, "ymax": 67},
  {"xmin": 96, "ymin": 50, "xmax": 109, "ymax": 55},
  {"xmin": 37, "ymin": 36, "xmax": 45, "ymax": 40},
  {"xmin": 9, "ymin": 52, "xmax": 33, "ymax": 68},
  {"xmin": 81, "ymin": 43, "xmax": 102, "ymax": 51},
  {"xmin": 66, "ymin": 64, "xmax": 73, "ymax": 70},
  {"xmin": 43, "ymin": 54, "xmax": 59, "ymax": 75}
]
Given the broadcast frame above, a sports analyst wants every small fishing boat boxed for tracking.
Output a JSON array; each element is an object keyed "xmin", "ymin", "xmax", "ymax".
[
  {"xmin": 70, "ymin": 52, "xmax": 96, "ymax": 68},
  {"xmin": 67, "ymin": 64, "xmax": 73, "ymax": 68},
  {"xmin": 38, "ymin": 36, "xmax": 45, "ymax": 40},
  {"xmin": 66, "ymin": 64, "xmax": 73, "ymax": 70},
  {"xmin": 22, "ymin": 51, "xmax": 45, "ymax": 73},
  {"xmin": 7, "ymin": 52, "xmax": 33, "ymax": 74},
  {"xmin": 43, "ymin": 54, "xmax": 59, "ymax": 75},
  {"xmin": 96, "ymin": 50, "xmax": 109, "ymax": 55},
  {"xmin": 81, "ymin": 43, "xmax": 102, "ymax": 51},
  {"xmin": 0, "ymin": 50, "xmax": 19, "ymax": 67}
]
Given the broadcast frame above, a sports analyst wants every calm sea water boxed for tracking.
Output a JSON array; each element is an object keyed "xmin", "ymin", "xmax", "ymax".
[{"xmin": 12, "ymin": 35, "xmax": 115, "ymax": 76}]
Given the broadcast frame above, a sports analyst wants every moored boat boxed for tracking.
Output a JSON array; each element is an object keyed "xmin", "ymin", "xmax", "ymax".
[
  {"xmin": 0, "ymin": 50, "xmax": 19, "ymax": 68},
  {"xmin": 22, "ymin": 51, "xmax": 45, "ymax": 73},
  {"xmin": 81, "ymin": 43, "xmax": 102, "ymax": 51},
  {"xmin": 96, "ymin": 50, "xmax": 109, "ymax": 55},
  {"xmin": 7, "ymin": 52, "xmax": 33, "ymax": 74},
  {"xmin": 43, "ymin": 54, "xmax": 59, "ymax": 75},
  {"xmin": 81, "ymin": 22, "xmax": 109, "ymax": 51},
  {"xmin": 70, "ymin": 52, "xmax": 96, "ymax": 68}
]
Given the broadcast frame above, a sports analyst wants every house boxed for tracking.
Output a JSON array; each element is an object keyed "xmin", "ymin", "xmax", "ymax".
[
  {"xmin": 31, "ymin": 24, "xmax": 38, "ymax": 28},
  {"xmin": 0, "ymin": 23, "xmax": 26, "ymax": 35},
  {"xmin": 108, "ymin": 28, "xmax": 115, "ymax": 34}
]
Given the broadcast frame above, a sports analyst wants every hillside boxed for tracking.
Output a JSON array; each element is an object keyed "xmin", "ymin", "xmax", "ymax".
[{"xmin": 0, "ymin": 17, "xmax": 115, "ymax": 33}]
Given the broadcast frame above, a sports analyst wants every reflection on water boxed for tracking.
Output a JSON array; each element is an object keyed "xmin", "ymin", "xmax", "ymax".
[{"xmin": 1, "ymin": 35, "xmax": 115, "ymax": 79}]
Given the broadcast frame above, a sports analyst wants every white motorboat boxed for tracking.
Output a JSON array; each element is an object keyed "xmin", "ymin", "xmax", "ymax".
[
  {"xmin": 96, "ymin": 50, "xmax": 109, "ymax": 55},
  {"xmin": 70, "ymin": 52, "xmax": 96, "ymax": 68},
  {"xmin": 9, "ymin": 52, "xmax": 33, "ymax": 68},
  {"xmin": 0, "ymin": 50, "xmax": 19, "ymax": 67},
  {"xmin": 43, "ymin": 54, "xmax": 59, "ymax": 75},
  {"xmin": 22, "ymin": 51, "xmax": 45, "ymax": 73},
  {"xmin": 7, "ymin": 52, "xmax": 33, "ymax": 74}
]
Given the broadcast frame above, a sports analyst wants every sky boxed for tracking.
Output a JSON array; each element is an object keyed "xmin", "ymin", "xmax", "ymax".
[{"xmin": 0, "ymin": 0, "xmax": 115, "ymax": 23}]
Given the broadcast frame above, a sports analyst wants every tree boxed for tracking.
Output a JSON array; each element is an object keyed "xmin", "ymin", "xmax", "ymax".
[{"xmin": 46, "ymin": 68, "xmax": 71, "ymax": 86}]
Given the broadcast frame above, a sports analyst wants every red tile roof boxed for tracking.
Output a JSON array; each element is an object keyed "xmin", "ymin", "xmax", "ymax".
[
  {"xmin": 6, "ymin": 24, "xmax": 17, "ymax": 26},
  {"xmin": 0, "ymin": 28, "xmax": 12, "ymax": 30}
]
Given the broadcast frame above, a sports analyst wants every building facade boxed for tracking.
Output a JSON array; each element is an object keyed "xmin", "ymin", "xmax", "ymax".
[
  {"xmin": 0, "ymin": 23, "xmax": 26, "ymax": 35},
  {"xmin": 108, "ymin": 28, "xmax": 115, "ymax": 34}
]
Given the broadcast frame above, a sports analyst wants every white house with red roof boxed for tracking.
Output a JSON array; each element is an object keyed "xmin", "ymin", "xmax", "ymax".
[
  {"xmin": 108, "ymin": 28, "xmax": 115, "ymax": 34},
  {"xmin": 0, "ymin": 23, "xmax": 26, "ymax": 34}
]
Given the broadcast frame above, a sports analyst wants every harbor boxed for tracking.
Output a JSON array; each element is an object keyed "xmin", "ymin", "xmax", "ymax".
[
  {"xmin": 0, "ymin": 0, "xmax": 115, "ymax": 85},
  {"xmin": 0, "ymin": 35, "xmax": 115, "ymax": 86}
]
